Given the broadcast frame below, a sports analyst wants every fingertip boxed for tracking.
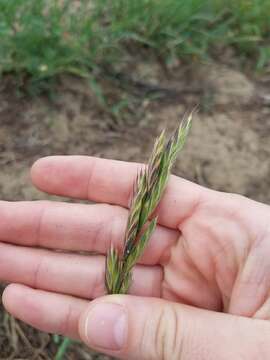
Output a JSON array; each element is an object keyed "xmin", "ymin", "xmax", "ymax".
[
  {"xmin": 2, "ymin": 284, "xmax": 11, "ymax": 310},
  {"xmin": 31, "ymin": 156, "xmax": 66, "ymax": 191},
  {"xmin": 30, "ymin": 156, "xmax": 90, "ymax": 198},
  {"xmin": 2, "ymin": 283, "xmax": 24, "ymax": 313},
  {"xmin": 79, "ymin": 294, "xmax": 164, "ymax": 359},
  {"xmin": 78, "ymin": 295, "xmax": 127, "ymax": 353},
  {"xmin": 78, "ymin": 295, "xmax": 109, "ymax": 337},
  {"xmin": 31, "ymin": 157, "xmax": 52, "ymax": 186}
]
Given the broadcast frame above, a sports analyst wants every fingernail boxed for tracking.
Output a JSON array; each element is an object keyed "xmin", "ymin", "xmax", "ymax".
[{"xmin": 85, "ymin": 302, "xmax": 127, "ymax": 351}]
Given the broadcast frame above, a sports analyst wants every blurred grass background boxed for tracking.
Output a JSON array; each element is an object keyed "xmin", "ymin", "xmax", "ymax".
[{"xmin": 0, "ymin": 0, "xmax": 270, "ymax": 96}]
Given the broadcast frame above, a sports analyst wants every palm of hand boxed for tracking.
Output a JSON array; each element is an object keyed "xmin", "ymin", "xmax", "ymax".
[
  {"xmin": 163, "ymin": 193, "xmax": 270, "ymax": 320},
  {"xmin": 1, "ymin": 156, "xmax": 270, "ymax": 339}
]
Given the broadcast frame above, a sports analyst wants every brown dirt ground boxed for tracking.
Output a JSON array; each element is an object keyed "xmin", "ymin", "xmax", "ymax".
[{"xmin": 0, "ymin": 61, "xmax": 270, "ymax": 359}]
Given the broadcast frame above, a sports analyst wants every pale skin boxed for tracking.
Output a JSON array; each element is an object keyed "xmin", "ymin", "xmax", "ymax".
[{"xmin": 1, "ymin": 155, "xmax": 270, "ymax": 359}]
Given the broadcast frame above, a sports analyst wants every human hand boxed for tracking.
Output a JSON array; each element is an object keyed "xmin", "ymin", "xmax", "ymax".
[{"xmin": 1, "ymin": 156, "xmax": 270, "ymax": 359}]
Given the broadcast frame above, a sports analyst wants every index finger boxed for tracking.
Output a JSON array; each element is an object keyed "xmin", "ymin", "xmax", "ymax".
[{"xmin": 31, "ymin": 156, "xmax": 207, "ymax": 229}]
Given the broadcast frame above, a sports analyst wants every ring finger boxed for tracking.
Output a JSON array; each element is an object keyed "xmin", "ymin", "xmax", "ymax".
[{"xmin": 0, "ymin": 242, "xmax": 163, "ymax": 299}]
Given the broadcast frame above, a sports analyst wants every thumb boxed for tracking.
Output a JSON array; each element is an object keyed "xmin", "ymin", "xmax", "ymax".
[{"xmin": 79, "ymin": 295, "xmax": 270, "ymax": 360}]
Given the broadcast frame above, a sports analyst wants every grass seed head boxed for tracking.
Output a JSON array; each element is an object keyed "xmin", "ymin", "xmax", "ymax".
[{"xmin": 105, "ymin": 111, "xmax": 194, "ymax": 294}]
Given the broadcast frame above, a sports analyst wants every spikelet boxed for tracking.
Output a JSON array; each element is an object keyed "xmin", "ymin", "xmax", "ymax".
[{"xmin": 105, "ymin": 111, "xmax": 194, "ymax": 295}]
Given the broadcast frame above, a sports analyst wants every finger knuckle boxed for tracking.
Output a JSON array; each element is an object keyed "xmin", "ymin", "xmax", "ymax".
[{"xmin": 154, "ymin": 305, "xmax": 183, "ymax": 360}]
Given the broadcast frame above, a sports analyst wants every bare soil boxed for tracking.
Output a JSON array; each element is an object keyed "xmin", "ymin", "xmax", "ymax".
[{"xmin": 0, "ymin": 61, "xmax": 270, "ymax": 359}]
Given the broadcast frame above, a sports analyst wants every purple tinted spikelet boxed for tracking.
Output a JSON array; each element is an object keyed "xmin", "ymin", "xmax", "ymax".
[{"xmin": 105, "ymin": 111, "xmax": 194, "ymax": 294}]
